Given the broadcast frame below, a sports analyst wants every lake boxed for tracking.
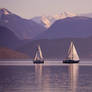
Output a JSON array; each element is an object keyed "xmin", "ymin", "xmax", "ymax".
[{"xmin": 0, "ymin": 61, "xmax": 92, "ymax": 92}]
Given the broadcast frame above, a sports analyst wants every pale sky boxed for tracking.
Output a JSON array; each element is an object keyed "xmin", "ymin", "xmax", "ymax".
[{"xmin": 0, "ymin": 0, "xmax": 92, "ymax": 19}]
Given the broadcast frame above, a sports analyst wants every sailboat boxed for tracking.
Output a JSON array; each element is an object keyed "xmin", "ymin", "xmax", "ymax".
[
  {"xmin": 63, "ymin": 41, "xmax": 80, "ymax": 63},
  {"xmin": 33, "ymin": 45, "xmax": 44, "ymax": 64}
]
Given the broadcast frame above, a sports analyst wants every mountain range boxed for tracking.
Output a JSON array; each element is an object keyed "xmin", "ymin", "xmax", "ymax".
[
  {"xmin": 0, "ymin": 8, "xmax": 92, "ymax": 59},
  {"xmin": 32, "ymin": 12, "xmax": 76, "ymax": 28},
  {"xmin": 36, "ymin": 16, "xmax": 92, "ymax": 39},
  {"xmin": 32, "ymin": 12, "xmax": 92, "ymax": 29},
  {"xmin": 0, "ymin": 26, "xmax": 21, "ymax": 48},
  {"xmin": 0, "ymin": 8, "xmax": 46, "ymax": 40},
  {"xmin": 18, "ymin": 16, "xmax": 92, "ymax": 59}
]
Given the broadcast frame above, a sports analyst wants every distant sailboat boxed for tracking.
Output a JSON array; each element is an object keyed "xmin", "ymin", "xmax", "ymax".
[
  {"xmin": 63, "ymin": 42, "xmax": 80, "ymax": 63},
  {"xmin": 33, "ymin": 45, "xmax": 44, "ymax": 64}
]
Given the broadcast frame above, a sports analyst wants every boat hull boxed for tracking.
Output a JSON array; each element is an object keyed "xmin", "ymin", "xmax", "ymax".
[
  {"xmin": 63, "ymin": 60, "xmax": 80, "ymax": 63},
  {"xmin": 33, "ymin": 60, "xmax": 44, "ymax": 64}
]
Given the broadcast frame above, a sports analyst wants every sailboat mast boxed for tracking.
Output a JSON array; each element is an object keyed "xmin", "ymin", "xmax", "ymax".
[{"xmin": 72, "ymin": 42, "xmax": 73, "ymax": 60}]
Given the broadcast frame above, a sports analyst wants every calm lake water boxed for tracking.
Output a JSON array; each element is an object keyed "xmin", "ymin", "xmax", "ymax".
[{"xmin": 0, "ymin": 61, "xmax": 92, "ymax": 92}]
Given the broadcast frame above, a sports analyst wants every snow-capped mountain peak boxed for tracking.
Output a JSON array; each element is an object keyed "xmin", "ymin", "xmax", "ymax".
[
  {"xmin": 41, "ymin": 16, "xmax": 51, "ymax": 28},
  {"xmin": 32, "ymin": 12, "xmax": 77, "ymax": 28},
  {"xmin": 53, "ymin": 12, "xmax": 76, "ymax": 19}
]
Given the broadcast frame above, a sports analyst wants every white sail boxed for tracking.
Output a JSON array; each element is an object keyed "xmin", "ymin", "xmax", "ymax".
[
  {"xmin": 67, "ymin": 42, "xmax": 79, "ymax": 61},
  {"xmin": 34, "ymin": 45, "xmax": 43, "ymax": 60}
]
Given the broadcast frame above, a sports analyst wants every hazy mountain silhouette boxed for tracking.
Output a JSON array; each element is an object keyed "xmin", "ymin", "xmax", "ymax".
[
  {"xmin": 1, "ymin": 8, "xmax": 92, "ymax": 59},
  {"xmin": 0, "ymin": 8, "xmax": 46, "ymax": 40},
  {"xmin": 32, "ymin": 12, "xmax": 76, "ymax": 28},
  {"xmin": 0, "ymin": 26, "xmax": 22, "ymax": 48},
  {"xmin": 0, "ymin": 47, "xmax": 30, "ymax": 59},
  {"xmin": 36, "ymin": 16, "xmax": 92, "ymax": 39},
  {"xmin": 17, "ymin": 37, "xmax": 92, "ymax": 59}
]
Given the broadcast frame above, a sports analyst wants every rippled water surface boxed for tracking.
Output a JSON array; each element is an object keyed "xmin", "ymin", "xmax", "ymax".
[{"xmin": 0, "ymin": 61, "xmax": 92, "ymax": 92}]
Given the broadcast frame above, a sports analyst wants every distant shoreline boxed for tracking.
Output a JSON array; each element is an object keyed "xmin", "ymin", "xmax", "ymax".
[
  {"xmin": 0, "ymin": 58, "xmax": 91, "ymax": 61},
  {"xmin": 0, "ymin": 61, "xmax": 91, "ymax": 66}
]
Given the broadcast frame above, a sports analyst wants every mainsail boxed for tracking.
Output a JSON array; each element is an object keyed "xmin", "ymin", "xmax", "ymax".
[
  {"xmin": 67, "ymin": 42, "xmax": 79, "ymax": 61},
  {"xmin": 34, "ymin": 46, "xmax": 43, "ymax": 61}
]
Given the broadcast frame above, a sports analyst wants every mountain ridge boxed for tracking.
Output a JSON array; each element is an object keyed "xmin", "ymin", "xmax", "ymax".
[
  {"xmin": 0, "ymin": 47, "xmax": 30, "ymax": 59},
  {"xmin": 0, "ymin": 26, "xmax": 21, "ymax": 49},
  {"xmin": 32, "ymin": 12, "xmax": 77, "ymax": 28},
  {"xmin": 0, "ymin": 8, "xmax": 46, "ymax": 40},
  {"xmin": 35, "ymin": 16, "xmax": 92, "ymax": 39}
]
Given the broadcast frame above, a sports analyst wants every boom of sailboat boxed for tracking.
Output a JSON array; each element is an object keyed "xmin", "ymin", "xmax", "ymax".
[{"xmin": 33, "ymin": 41, "xmax": 80, "ymax": 64}]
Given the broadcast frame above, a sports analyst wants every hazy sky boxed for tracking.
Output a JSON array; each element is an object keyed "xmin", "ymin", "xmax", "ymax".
[{"xmin": 0, "ymin": 0, "xmax": 92, "ymax": 19}]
